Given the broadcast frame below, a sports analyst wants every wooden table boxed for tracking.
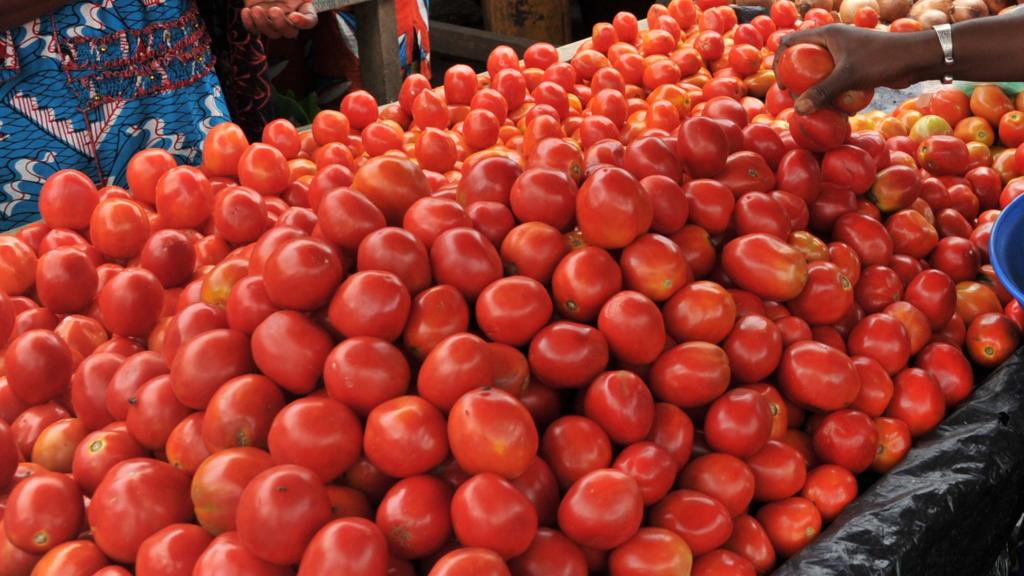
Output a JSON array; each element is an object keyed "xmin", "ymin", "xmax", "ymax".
[{"xmin": 312, "ymin": 0, "xmax": 403, "ymax": 103}]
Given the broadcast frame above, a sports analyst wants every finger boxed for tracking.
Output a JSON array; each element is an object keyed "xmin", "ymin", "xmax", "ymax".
[
  {"xmin": 794, "ymin": 71, "xmax": 850, "ymax": 115},
  {"xmin": 240, "ymin": 8, "xmax": 256, "ymax": 33},
  {"xmin": 267, "ymin": 6, "xmax": 292, "ymax": 34},
  {"xmin": 250, "ymin": 6, "xmax": 277, "ymax": 37},
  {"xmin": 288, "ymin": 3, "xmax": 318, "ymax": 29}
]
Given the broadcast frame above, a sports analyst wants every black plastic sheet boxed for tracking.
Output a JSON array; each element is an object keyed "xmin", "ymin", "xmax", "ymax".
[{"xmin": 774, "ymin": 349, "xmax": 1024, "ymax": 576}]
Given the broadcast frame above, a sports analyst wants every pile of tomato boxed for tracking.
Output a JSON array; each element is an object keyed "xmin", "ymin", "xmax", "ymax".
[{"xmin": 1, "ymin": 0, "xmax": 1023, "ymax": 574}]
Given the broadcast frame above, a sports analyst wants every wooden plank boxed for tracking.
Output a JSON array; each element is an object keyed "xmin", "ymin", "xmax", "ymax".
[
  {"xmin": 352, "ymin": 0, "xmax": 403, "ymax": 103},
  {"xmin": 481, "ymin": 0, "xmax": 571, "ymax": 45},
  {"xmin": 430, "ymin": 21, "xmax": 534, "ymax": 62}
]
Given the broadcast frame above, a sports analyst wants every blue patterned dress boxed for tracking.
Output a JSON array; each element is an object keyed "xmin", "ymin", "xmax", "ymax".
[{"xmin": 0, "ymin": 0, "xmax": 231, "ymax": 231}]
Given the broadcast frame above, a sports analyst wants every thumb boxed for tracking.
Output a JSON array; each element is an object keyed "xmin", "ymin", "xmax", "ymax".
[{"xmin": 795, "ymin": 72, "xmax": 848, "ymax": 115}]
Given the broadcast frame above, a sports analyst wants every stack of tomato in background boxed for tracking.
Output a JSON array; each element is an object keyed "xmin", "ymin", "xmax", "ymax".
[{"xmin": 1, "ymin": 0, "xmax": 1023, "ymax": 574}]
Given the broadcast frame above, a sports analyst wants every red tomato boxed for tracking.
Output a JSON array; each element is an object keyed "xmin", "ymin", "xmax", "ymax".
[
  {"xmin": 679, "ymin": 453, "xmax": 756, "ymax": 517},
  {"xmin": 915, "ymin": 342, "xmax": 974, "ymax": 407},
  {"xmin": 608, "ymin": 527, "xmax": 693, "ymax": 576},
  {"xmin": 364, "ymin": 396, "xmax": 449, "ymax": 477},
  {"xmin": 854, "ymin": 265, "xmax": 903, "ymax": 314},
  {"xmin": 191, "ymin": 448, "xmax": 275, "ymax": 535},
  {"xmin": 851, "ymin": 355, "xmax": 895, "ymax": 417},
  {"xmin": 756, "ymin": 497, "xmax": 821, "ymax": 558},
  {"xmin": 126, "ymin": 374, "xmax": 193, "ymax": 451},
  {"xmin": 417, "ymin": 332, "xmax": 494, "ymax": 411},
  {"xmin": 724, "ymin": 515, "xmax": 776, "ymax": 573},
  {"xmin": 265, "ymin": 396, "xmax": 361, "ymax": 482},
  {"xmin": 801, "ymin": 464, "xmax": 858, "ymax": 522},
  {"xmin": 448, "ymin": 387, "xmax": 538, "ymax": 479},
  {"xmin": 847, "ymin": 313, "xmax": 911, "ymax": 375},
  {"xmin": 812, "ymin": 409, "xmax": 879, "ymax": 473},
  {"xmin": 298, "ymin": 518, "xmax": 388, "ymax": 576},
  {"xmin": 650, "ymin": 489, "xmax": 733, "ymax": 556},
  {"xmin": 324, "ymin": 336, "xmax": 410, "ymax": 416},
  {"xmin": 451, "ymin": 473, "xmax": 538, "ymax": 559},
  {"xmin": 430, "ymin": 228, "xmax": 502, "ymax": 300},
  {"xmin": 775, "ymin": 44, "xmax": 833, "ymax": 95},
  {"xmin": 788, "ymin": 107, "xmax": 851, "ymax": 152},
  {"xmin": 192, "ymin": 532, "xmax": 291, "ymax": 576},
  {"xmin": 966, "ymin": 312, "xmax": 1020, "ymax": 368},
  {"xmin": 787, "ymin": 261, "xmax": 854, "ymax": 325},
  {"xmin": 597, "ymin": 291, "xmax": 666, "ymax": 365},
  {"xmin": 724, "ymin": 314, "xmax": 784, "ymax": 383},
  {"xmin": 169, "ymin": 329, "xmax": 254, "ymax": 410},
  {"xmin": 476, "ymin": 276, "xmax": 553, "ymax": 347},
  {"xmin": 135, "ymin": 523, "xmax": 212, "ymax": 576},
  {"xmin": 4, "ymin": 472, "xmax": 83, "ymax": 553},
  {"xmin": 263, "ymin": 237, "xmax": 344, "ymax": 311},
  {"xmin": 28, "ymin": 540, "xmax": 108, "ymax": 576},
  {"xmin": 620, "ymin": 234, "xmax": 690, "ymax": 302},
  {"xmin": 885, "ymin": 368, "xmax": 946, "ymax": 437},
  {"xmin": 402, "ymin": 285, "xmax": 470, "ymax": 359},
  {"xmin": 677, "ymin": 117, "xmax": 729, "ymax": 177},
  {"xmin": 70, "ymin": 428, "xmax": 145, "ymax": 496},
  {"xmin": 558, "ymin": 469, "xmax": 643, "ymax": 551},
  {"xmin": 872, "ymin": 417, "xmax": 912, "ymax": 473},
  {"xmin": 4, "ymin": 329, "xmax": 73, "ymax": 406},
  {"xmin": 779, "ymin": 341, "xmax": 860, "ymax": 412},
  {"xmin": 692, "ymin": 549, "xmax": 757, "ymax": 576},
  {"xmin": 551, "ymin": 247, "xmax": 623, "ymax": 323},
  {"xmin": 664, "ymin": 281, "xmax": 736, "ymax": 344},
  {"xmin": 651, "ymin": 342, "xmax": 730, "ymax": 408},
  {"xmin": 89, "ymin": 458, "xmax": 192, "ymax": 563},
  {"xmin": 746, "ymin": 440, "xmax": 808, "ymax": 502},
  {"xmin": 904, "ymin": 269, "xmax": 957, "ymax": 329},
  {"xmin": 528, "ymin": 322, "xmax": 610, "ymax": 389},
  {"xmin": 429, "ymin": 547, "xmax": 510, "ymax": 576},
  {"xmin": 722, "ymin": 234, "xmax": 808, "ymax": 302},
  {"xmin": 576, "ymin": 167, "xmax": 652, "ymax": 249},
  {"xmin": 704, "ymin": 385, "xmax": 770, "ymax": 457},
  {"xmin": 376, "ymin": 475, "xmax": 453, "ymax": 560},
  {"xmin": 541, "ymin": 416, "xmax": 613, "ymax": 488},
  {"xmin": 165, "ymin": 412, "xmax": 211, "ymax": 475},
  {"xmin": 235, "ymin": 465, "xmax": 331, "ymax": 565},
  {"xmin": 507, "ymin": 527, "xmax": 588, "ymax": 576}
]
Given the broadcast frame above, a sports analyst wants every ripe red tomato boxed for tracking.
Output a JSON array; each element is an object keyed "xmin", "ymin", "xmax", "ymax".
[
  {"xmin": 722, "ymin": 234, "xmax": 808, "ymax": 302},
  {"xmin": 264, "ymin": 396, "xmax": 361, "ymax": 482},
  {"xmin": 723, "ymin": 314, "xmax": 784, "ymax": 383},
  {"xmin": 417, "ymin": 332, "xmax": 493, "ymax": 411},
  {"xmin": 364, "ymin": 396, "xmax": 449, "ymax": 477},
  {"xmin": 528, "ymin": 322, "xmax": 610, "ymax": 389},
  {"xmin": 323, "ymin": 336, "xmax": 409, "ymax": 416},
  {"xmin": 746, "ymin": 440, "xmax": 808, "ymax": 502},
  {"xmin": 135, "ymin": 523, "xmax": 212, "ymax": 576},
  {"xmin": 612, "ymin": 441, "xmax": 676, "ymax": 506},
  {"xmin": 448, "ymin": 387, "xmax": 538, "ymax": 479},
  {"xmin": 801, "ymin": 464, "xmax": 858, "ymax": 522},
  {"xmin": 169, "ymin": 328, "xmax": 253, "ymax": 410},
  {"xmin": 756, "ymin": 497, "xmax": 821, "ymax": 558},
  {"xmin": 126, "ymin": 374, "xmax": 192, "ymax": 451},
  {"xmin": 966, "ymin": 312, "xmax": 1021, "ymax": 368},
  {"xmin": 650, "ymin": 341, "xmax": 730, "ymax": 407},
  {"xmin": 263, "ymin": 237, "xmax": 344, "ymax": 311},
  {"xmin": 650, "ymin": 489, "xmax": 733, "ymax": 556},
  {"xmin": 4, "ymin": 472, "xmax": 83, "ymax": 554},
  {"xmin": 165, "ymin": 412, "xmax": 211, "ymax": 475},
  {"xmin": 779, "ymin": 341, "xmax": 860, "ymax": 412},
  {"xmin": 451, "ymin": 472, "xmax": 538, "ymax": 559},
  {"xmin": 847, "ymin": 313, "xmax": 911, "ymax": 375},
  {"xmin": 725, "ymin": 515, "xmax": 776, "ymax": 573},
  {"xmin": 89, "ymin": 458, "xmax": 192, "ymax": 563},
  {"xmin": 576, "ymin": 167, "xmax": 652, "ymax": 249},
  {"xmin": 704, "ymin": 388, "xmax": 772, "ymax": 459},
  {"xmin": 812, "ymin": 409, "xmax": 879, "ymax": 473},
  {"xmin": 430, "ymin": 227, "xmax": 502, "ymax": 300},
  {"xmin": 476, "ymin": 276, "xmax": 553, "ymax": 347},
  {"xmin": 692, "ymin": 549, "xmax": 757, "ymax": 576},
  {"xmin": 677, "ymin": 117, "xmax": 730, "ymax": 177},
  {"xmin": 4, "ymin": 329, "xmax": 73, "ymax": 406},
  {"xmin": 298, "ymin": 518, "xmax": 388, "ymax": 576},
  {"xmin": 885, "ymin": 367, "xmax": 946, "ymax": 437},
  {"xmin": 507, "ymin": 527, "xmax": 587, "ymax": 576},
  {"xmin": 608, "ymin": 527, "xmax": 694, "ymax": 576},
  {"xmin": 191, "ymin": 448, "xmax": 275, "ymax": 535},
  {"xmin": 193, "ymin": 531, "xmax": 291, "ymax": 576},
  {"xmin": 851, "ymin": 355, "xmax": 895, "ymax": 417},
  {"xmin": 787, "ymin": 261, "xmax": 854, "ymax": 325},
  {"xmin": 775, "ymin": 44, "xmax": 833, "ymax": 95},
  {"xmin": 429, "ymin": 547, "xmax": 510, "ymax": 576},
  {"xmin": 679, "ymin": 453, "xmax": 756, "ymax": 517},
  {"xmin": 597, "ymin": 290, "xmax": 666, "ymax": 365},
  {"xmin": 541, "ymin": 416, "xmax": 613, "ymax": 488},
  {"xmin": 872, "ymin": 417, "xmax": 913, "ymax": 473},
  {"xmin": 788, "ymin": 107, "xmax": 851, "ymax": 152},
  {"xmin": 28, "ymin": 539, "xmax": 109, "ymax": 576},
  {"xmin": 915, "ymin": 342, "xmax": 973, "ymax": 407},
  {"xmin": 551, "ymin": 247, "xmax": 623, "ymax": 323},
  {"xmin": 558, "ymin": 469, "xmax": 643, "ymax": 551},
  {"xmin": 376, "ymin": 475, "xmax": 453, "ymax": 560}
]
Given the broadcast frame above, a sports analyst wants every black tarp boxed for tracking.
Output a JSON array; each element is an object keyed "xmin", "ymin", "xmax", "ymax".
[{"xmin": 774, "ymin": 349, "xmax": 1024, "ymax": 576}]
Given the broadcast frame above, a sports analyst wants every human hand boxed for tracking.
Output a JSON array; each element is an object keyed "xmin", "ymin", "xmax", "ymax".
[
  {"xmin": 241, "ymin": 0, "xmax": 317, "ymax": 39},
  {"xmin": 774, "ymin": 25, "xmax": 924, "ymax": 114}
]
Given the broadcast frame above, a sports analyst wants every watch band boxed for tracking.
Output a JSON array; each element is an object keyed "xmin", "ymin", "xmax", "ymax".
[{"xmin": 934, "ymin": 23, "xmax": 955, "ymax": 84}]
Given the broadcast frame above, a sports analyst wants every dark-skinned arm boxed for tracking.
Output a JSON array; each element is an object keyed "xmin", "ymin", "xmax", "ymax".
[
  {"xmin": 1, "ymin": 0, "xmax": 75, "ymax": 32},
  {"xmin": 775, "ymin": 9, "xmax": 1024, "ymax": 114}
]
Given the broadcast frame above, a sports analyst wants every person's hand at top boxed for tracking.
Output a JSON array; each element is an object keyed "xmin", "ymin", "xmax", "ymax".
[
  {"xmin": 774, "ymin": 8, "xmax": 1024, "ymax": 116},
  {"xmin": 242, "ymin": 0, "xmax": 317, "ymax": 39},
  {"xmin": 773, "ymin": 25, "xmax": 922, "ymax": 115}
]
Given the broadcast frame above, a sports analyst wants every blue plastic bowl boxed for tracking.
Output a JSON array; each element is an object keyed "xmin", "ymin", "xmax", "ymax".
[{"xmin": 990, "ymin": 195, "xmax": 1024, "ymax": 305}]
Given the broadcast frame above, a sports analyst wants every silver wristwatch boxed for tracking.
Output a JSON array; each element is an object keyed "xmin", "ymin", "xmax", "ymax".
[{"xmin": 933, "ymin": 23, "xmax": 955, "ymax": 84}]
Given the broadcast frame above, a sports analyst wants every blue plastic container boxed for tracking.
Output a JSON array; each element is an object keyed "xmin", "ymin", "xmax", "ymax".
[{"xmin": 990, "ymin": 195, "xmax": 1024, "ymax": 305}]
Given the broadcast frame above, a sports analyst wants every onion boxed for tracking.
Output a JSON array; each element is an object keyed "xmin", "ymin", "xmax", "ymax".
[
  {"xmin": 951, "ymin": 0, "xmax": 989, "ymax": 20},
  {"xmin": 840, "ymin": 0, "xmax": 880, "ymax": 21},
  {"xmin": 877, "ymin": 0, "xmax": 913, "ymax": 21},
  {"xmin": 916, "ymin": 8, "xmax": 952, "ymax": 26},
  {"xmin": 909, "ymin": 0, "xmax": 952, "ymax": 18}
]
